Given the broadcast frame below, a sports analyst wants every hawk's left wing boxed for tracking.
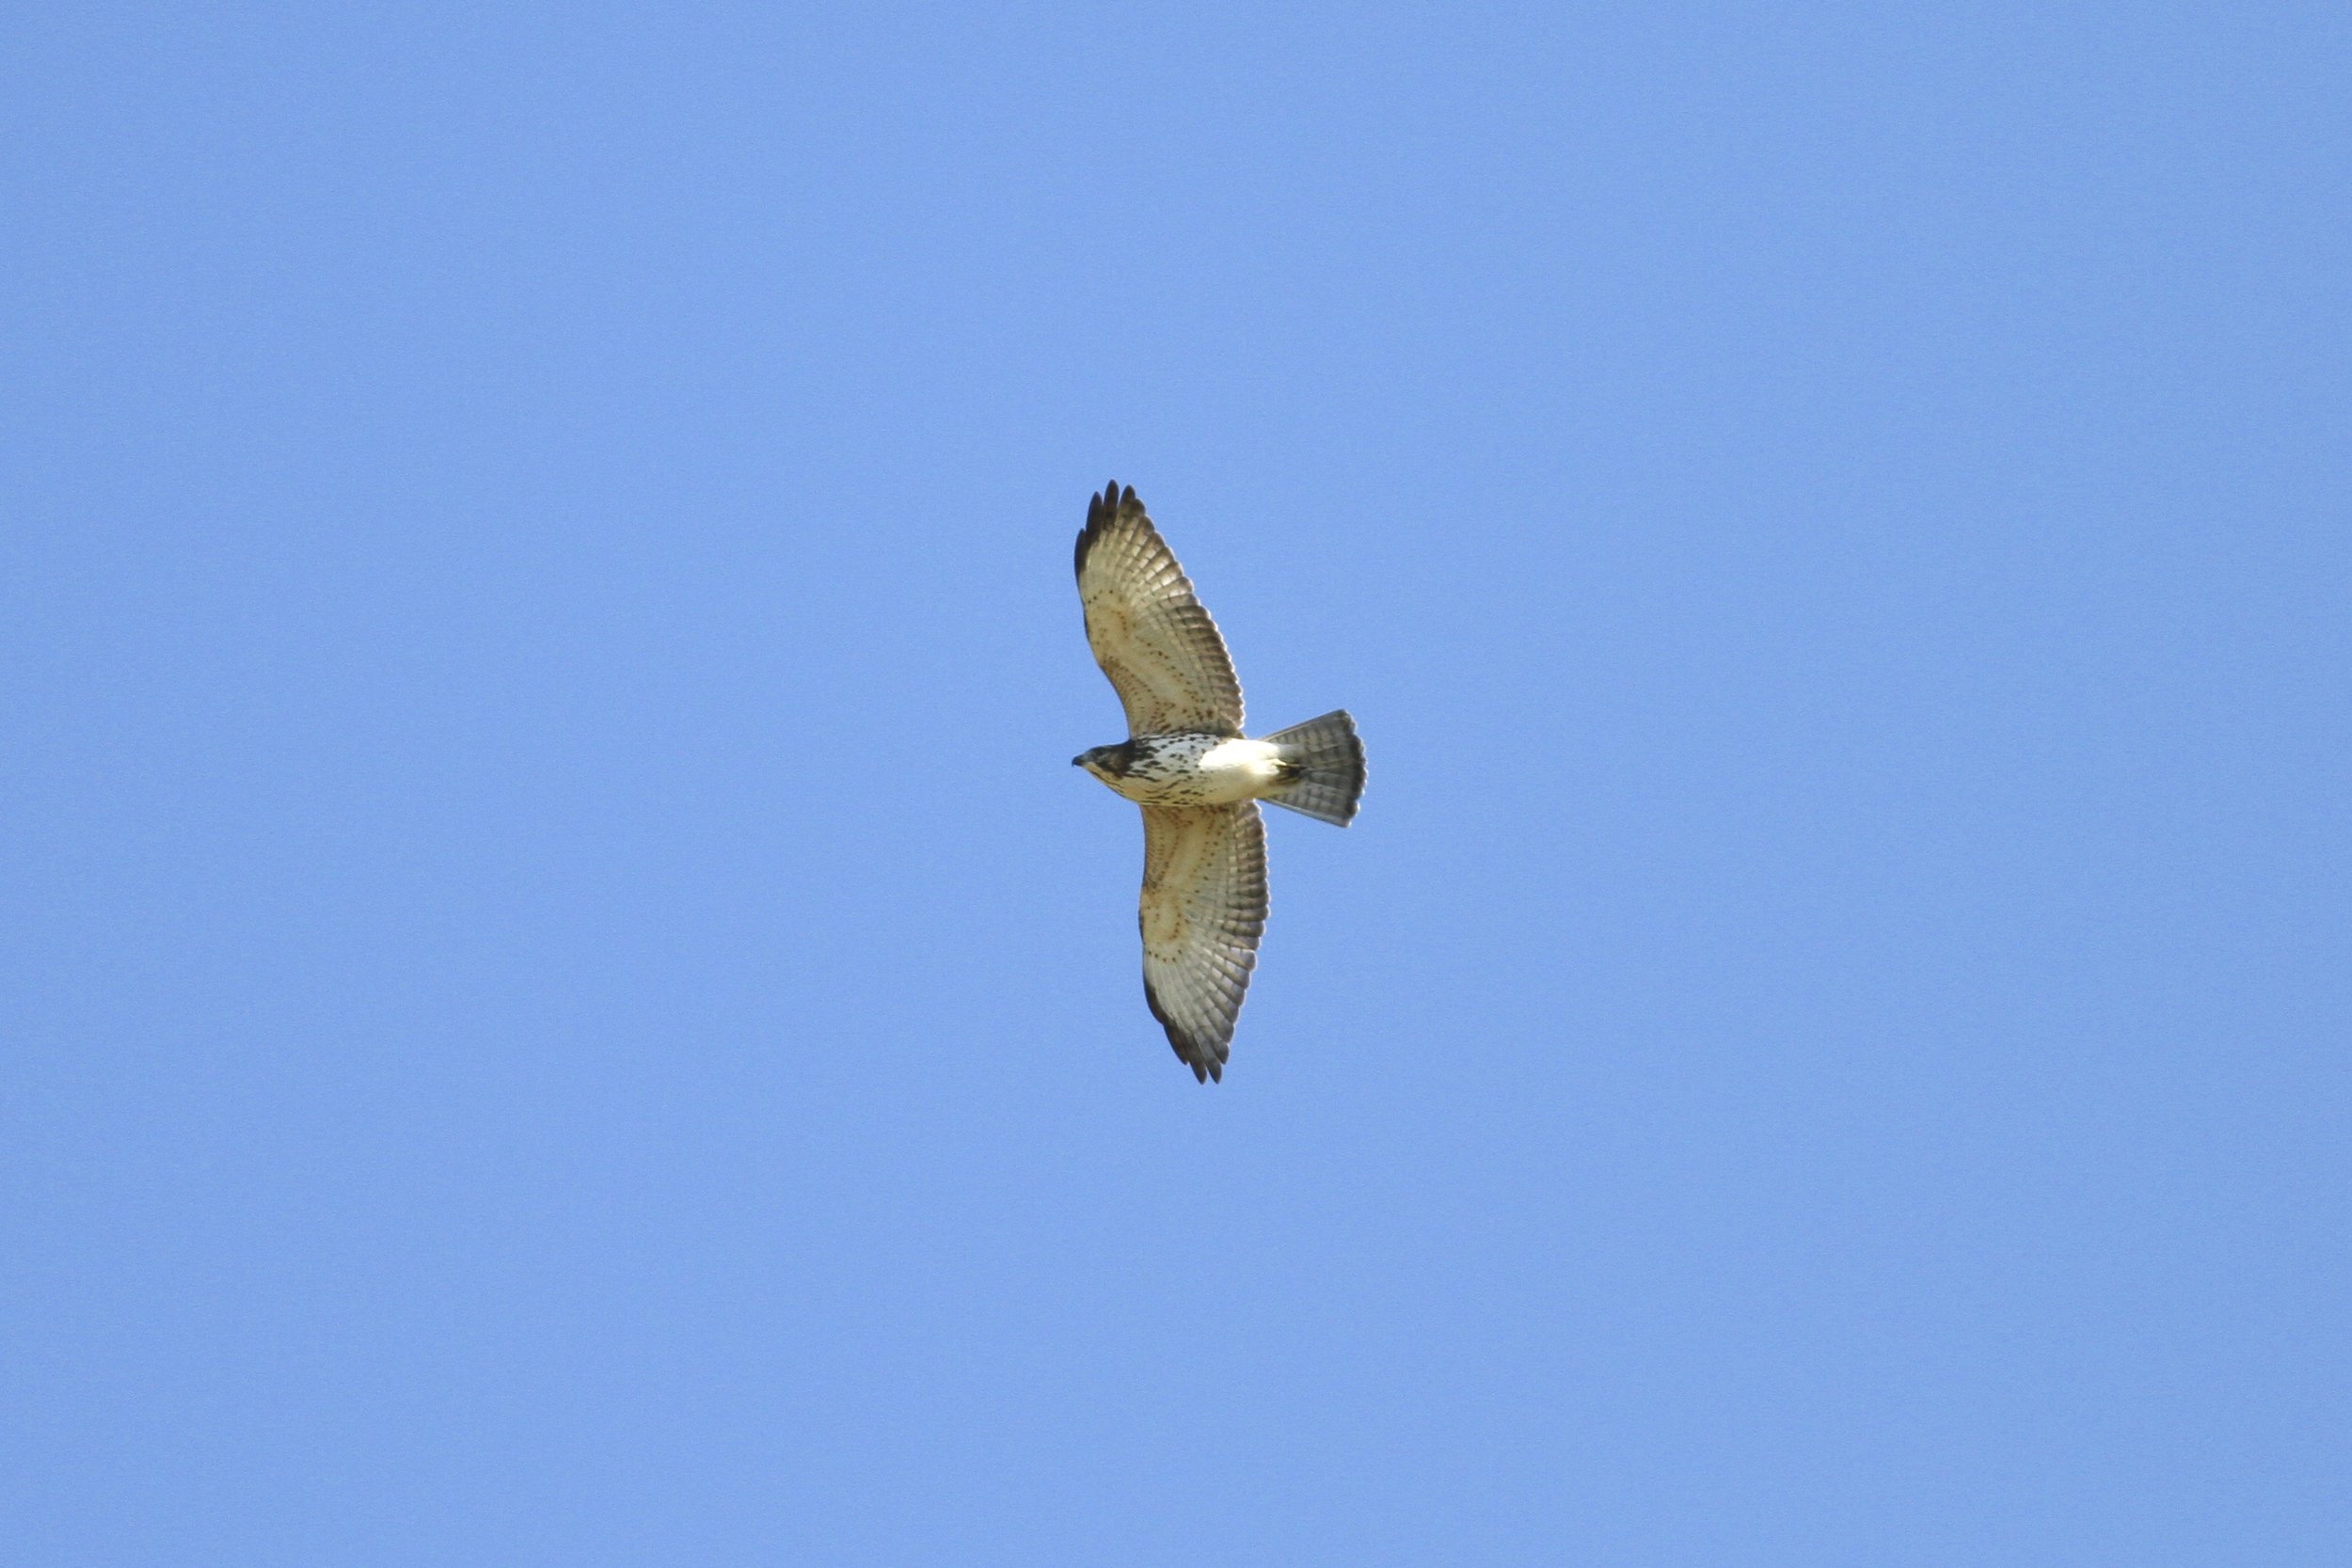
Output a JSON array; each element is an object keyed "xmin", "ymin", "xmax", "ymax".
[
  {"xmin": 1138, "ymin": 802, "xmax": 1268, "ymax": 1083},
  {"xmin": 1075, "ymin": 483, "xmax": 1245, "ymax": 737}
]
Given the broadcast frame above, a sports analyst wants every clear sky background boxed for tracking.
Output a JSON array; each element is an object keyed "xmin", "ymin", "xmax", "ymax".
[{"xmin": 5, "ymin": 5, "xmax": 2346, "ymax": 1564}]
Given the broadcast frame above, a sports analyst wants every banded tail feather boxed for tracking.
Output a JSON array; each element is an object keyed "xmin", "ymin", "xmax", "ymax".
[{"xmin": 1263, "ymin": 710, "xmax": 1366, "ymax": 826}]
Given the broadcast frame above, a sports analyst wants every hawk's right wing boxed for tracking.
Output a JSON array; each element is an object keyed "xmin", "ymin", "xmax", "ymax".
[
  {"xmin": 1138, "ymin": 802, "xmax": 1268, "ymax": 1083},
  {"xmin": 1075, "ymin": 483, "xmax": 1245, "ymax": 737}
]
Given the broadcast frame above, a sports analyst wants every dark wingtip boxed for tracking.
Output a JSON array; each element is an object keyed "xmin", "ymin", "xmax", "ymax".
[
  {"xmin": 1147, "ymin": 976, "xmax": 1225, "ymax": 1085},
  {"xmin": 1075, "ymin": 480, "xmax": 1132, "ymax": 580}
]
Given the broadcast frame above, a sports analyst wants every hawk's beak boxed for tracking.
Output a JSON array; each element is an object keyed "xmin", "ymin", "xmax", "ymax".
[{"xmin": 1071, "ymin": 754, "xmax": 1086, "ymax": 768}]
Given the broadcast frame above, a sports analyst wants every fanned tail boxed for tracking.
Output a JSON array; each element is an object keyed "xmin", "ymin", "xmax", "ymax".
[{"xmin": 1263, "ymin": 710, "xmax": 1365, "ymax": 826}]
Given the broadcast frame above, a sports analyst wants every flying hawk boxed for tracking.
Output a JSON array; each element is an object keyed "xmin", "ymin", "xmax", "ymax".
[{"xmin": 1073, "ymin": 482, "xmax": 1365, "ymax": 1083}]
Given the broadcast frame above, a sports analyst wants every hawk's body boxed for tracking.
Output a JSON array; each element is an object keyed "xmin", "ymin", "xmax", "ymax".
[
  {"xmin": 1073, "ymin": 483, "xmax": 1364, "ymax": 1083},
  {"xmin": 1081, "ymin": 734, "xmax": 1289, "ymax": 809}
]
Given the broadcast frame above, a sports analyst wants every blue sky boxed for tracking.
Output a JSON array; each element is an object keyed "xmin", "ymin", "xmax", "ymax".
[{"xmin": 5, "ymin": 4, "xmax": 2346, "ymax": 1563}]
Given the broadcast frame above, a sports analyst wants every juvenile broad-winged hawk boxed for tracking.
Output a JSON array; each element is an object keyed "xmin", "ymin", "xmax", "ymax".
[{"xmin": 1073, "ymin": 482, "xmax": 1365, "ymax": 1083}]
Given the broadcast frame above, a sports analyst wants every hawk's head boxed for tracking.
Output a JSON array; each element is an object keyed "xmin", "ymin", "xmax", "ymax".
[{"xmin": 1073, "ymin": 741, "xmax": 1136, "ymax": 782}]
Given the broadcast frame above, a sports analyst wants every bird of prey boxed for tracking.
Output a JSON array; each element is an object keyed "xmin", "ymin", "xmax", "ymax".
[{"xmin": 1073, "ymin": 482, "xmax": 1364, "ymax": 1083}]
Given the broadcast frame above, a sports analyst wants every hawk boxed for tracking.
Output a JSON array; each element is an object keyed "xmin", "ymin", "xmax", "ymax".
[{"xmin": 1073, "ymin": 482, "xmax": 1365, "ymax": 1083}]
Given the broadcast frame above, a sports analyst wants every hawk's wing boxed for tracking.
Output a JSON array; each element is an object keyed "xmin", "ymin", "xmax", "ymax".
[
  {"xmin": 1075, "ymin": 483, "xmax": 1245, "ymax": 737},
  {"xmin": 1139, "ymin": 802, "xmax": 1268, "ymax": 1083}
]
